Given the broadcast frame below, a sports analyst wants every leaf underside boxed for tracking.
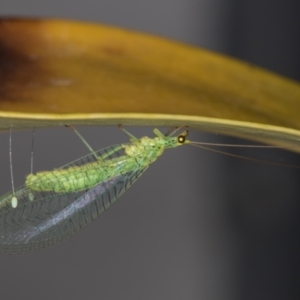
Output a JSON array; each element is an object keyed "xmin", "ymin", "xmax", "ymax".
[{"xmin": 0, "ymin": 18, "xmax": 299, "ymax": 149}]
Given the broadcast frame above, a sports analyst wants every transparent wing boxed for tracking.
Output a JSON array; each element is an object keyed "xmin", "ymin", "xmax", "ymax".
[{"xmin": 0, "ymin": 145, "xmax": 147, "ymax": 254}]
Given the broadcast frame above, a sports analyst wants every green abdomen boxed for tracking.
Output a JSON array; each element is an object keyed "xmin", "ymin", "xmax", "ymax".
[{"xmin": 25, "ymin": 158, "xmax": 133, "ymax": 193}]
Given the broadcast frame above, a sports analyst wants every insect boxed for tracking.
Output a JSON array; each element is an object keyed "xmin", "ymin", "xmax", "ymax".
[
  {"xmin": 0, "ymin": 126, "xmax": 293, "ymax": 254},
  {"xmin": 0, "ymin": 126, "xmax": 196, "ymax": 254}
]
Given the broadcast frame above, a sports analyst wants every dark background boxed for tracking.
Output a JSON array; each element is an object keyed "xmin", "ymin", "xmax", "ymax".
[{"xmin": 0, "ymin": 1, "xmax": 299, "ymax": 299}]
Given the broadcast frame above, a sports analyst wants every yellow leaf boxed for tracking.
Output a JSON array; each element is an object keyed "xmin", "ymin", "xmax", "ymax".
[{"xmin": 0, "ymin": 18, "xmax": 300, "ymax": 150}]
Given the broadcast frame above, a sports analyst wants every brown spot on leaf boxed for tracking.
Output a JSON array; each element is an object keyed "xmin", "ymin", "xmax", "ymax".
[
  {"xmin": 0, "ymin": 19, "xmax": 47, "ymax": 106},
  {"xmin": 101, "ymin": 45, "xmax": 125, "ymax": 56}
]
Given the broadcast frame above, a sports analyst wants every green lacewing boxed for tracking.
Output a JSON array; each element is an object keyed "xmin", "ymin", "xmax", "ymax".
[
  {"xmin": 0, "ymin": 126, "xmax": 294, "ymax": 254},
  {"xmin": 0, "ymin": 127, "xmax": 194, "ymax": 254}
]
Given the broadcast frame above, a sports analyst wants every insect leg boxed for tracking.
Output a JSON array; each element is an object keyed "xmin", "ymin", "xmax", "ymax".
[
  {"xmin": 164, "ymin": 126, "xmax": 189, "ymax": 137},
  {"xmin": 118, "ymin": 124, "xmax": 138, "ymax": 141},
  {"xmin": 67, "ymin": 125, "xmax": 124, "ymax": 161},
  {"xmin": 66, "ymin": 125, "xmax": 99, "ymax": 160},
  {"xmin": 153, "ymin": 128, "xmax": 166, "ymax": 138},
  {"xmin": 153, "ymin": 127, "xmax": 184, "ymax": 138}
]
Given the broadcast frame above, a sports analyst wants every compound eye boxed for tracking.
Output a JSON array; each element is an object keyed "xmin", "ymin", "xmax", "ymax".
[{"xmin": 177, "ymin": 135, "xmax": 186, "ymax": 144}]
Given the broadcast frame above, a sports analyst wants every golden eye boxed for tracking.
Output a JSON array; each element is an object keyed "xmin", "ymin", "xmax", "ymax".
[{"xmin": 177, "ymin": 135, "xmax": 185, "ymax": 143}]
